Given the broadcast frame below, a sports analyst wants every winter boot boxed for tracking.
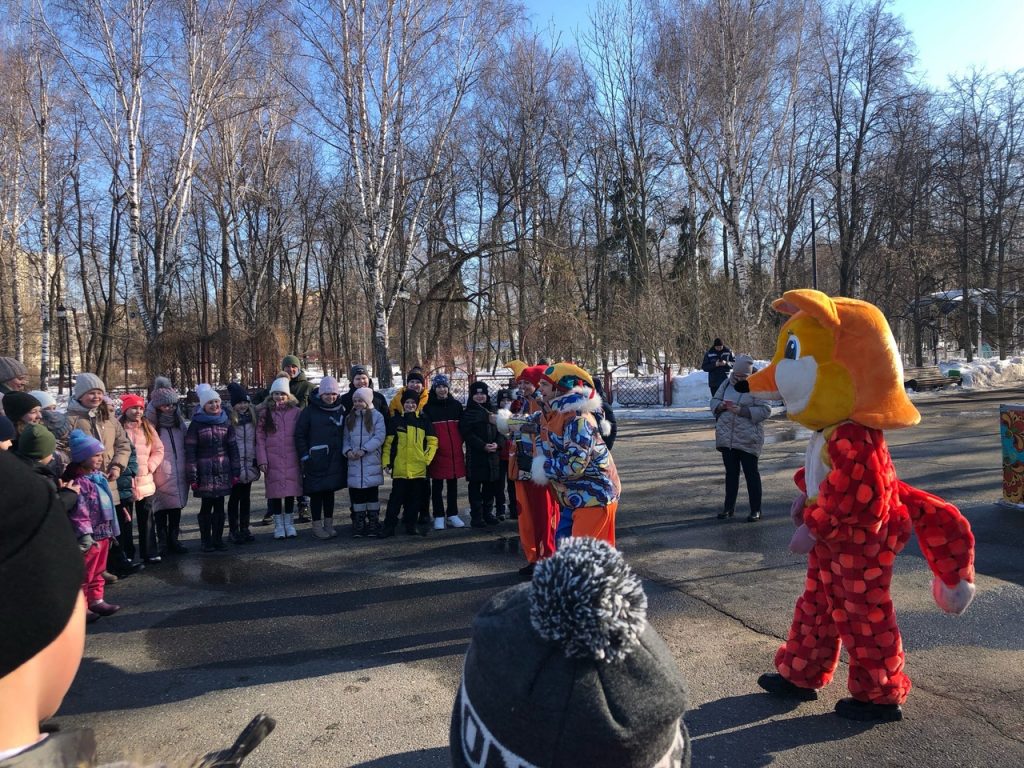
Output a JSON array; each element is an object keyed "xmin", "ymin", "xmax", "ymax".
[
  {"xmin": 323, "ymin": 516, "xmax": 337, "ymax": 538},
  {"xmin": 273, "ymin": 515, "xmax": 286, "ymax": 540},
  {"xmin": 311, "ymin": 519, "xmax": 331, "ymax": 540},
  {"xmin": 284, "ymin": 512, "xmax": 297, "ymax": 538},
  {"xmin": 366, "ymin": 503, "xmax": 382, "ymax": 537},
  {"xmin": 352, "ymin": 505, "xmax": 367, "ymax": 538},
  {"xmin": 167, "ymin": 509, "xmax": 188, "ymax": 554},
  {"xmin": 296, "ymin": 498, "xmax": 311, "ymax": 523}
]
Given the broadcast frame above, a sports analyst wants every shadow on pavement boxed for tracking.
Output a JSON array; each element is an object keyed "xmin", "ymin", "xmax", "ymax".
[
  {"xmin": 687, "ymin": 694, "xmax": 874, "ymax": 766},
  {"xmin": 350, "ymin": 747, "xmax": 449, "ymax": 767}
]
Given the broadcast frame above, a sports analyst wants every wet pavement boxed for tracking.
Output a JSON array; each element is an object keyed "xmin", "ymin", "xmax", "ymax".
[{"xmin": 59, "ymin": 388, "xmax": 1024, "ymax": 767}]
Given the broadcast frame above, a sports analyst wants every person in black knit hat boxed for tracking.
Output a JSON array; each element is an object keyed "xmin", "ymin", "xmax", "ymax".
[
  {"xmin": 0, "ymin": 452, "xmax": 279, "ymax": 767},
  {"xmin": 451, "ymin": 537, "xmax": 690, "ymax": 768}
]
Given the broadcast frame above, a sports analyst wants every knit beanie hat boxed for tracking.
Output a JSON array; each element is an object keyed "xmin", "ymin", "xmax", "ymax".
[
  {"xmin": 69, "ymin": 428, "xmax": 105, "ymax": 464},
  {"xmin": 0, "ymin": 356, "xmax": 27, "ymax": 383},
  {"xmin": 713, "ymin": 338, "xmax": 723, "ymax": 347},
  {"xmin": 282, "ymin": 354, "xmax": 302, "ymax": 369},
  {"xmin": 227, "ymin": 382, "xmax": 249, "ymax": 406},
  {"xmin": 732, "ymin": 354, "xmax": 754, "ymax": 377},
  {"xmin": 318, "ymin": 376, "xmax": 341, "ymax": 396},
  {"xmin": 17, "ymin": 424, "xmax": 56, "ymax": 460},
  {"xmin": 405, "ymin": 370, "xmax": 425, "ymax": 385},
  {"xmin": 451, "ymin": 538, "xmax": 690, "ymax": 768},
  {"xmin": 3, "ymin": 391, "xmax": 41, "ymax": 423},
  {"xmin": 468, "ymin": 380, "xmax": 489, "ymax": 396},
  {"xmin": 432, "ymin": 373, "xmax": 450, "ymax": 389},
  {"xmin": 353, "ymin": 387, "xmax": 374, "ymax": 406},
  {"xmin": 0, "ymin": 452, "xmax": 84, "ymax": 678},
  {"xmin": 196, "ymin": 383, "xmax": 221, "ymax": 408},
  {"xmin": 401, "ymin": 389, "xmax": 420, "ymax": 405},
  {"xmin": 150, "ymin": 387, "xmax": 180, "ymax": 408},
  {"xmin": 270, "ymin": 375, "xmax": 291, "ymax": 396},
  {"xmin": 495, "ymin": 388, "xmax": 514, "ymax": 404},
  {"xmin": 349, "ymin": 364, "xmax": 369, "ymax": 380},
  {"xmin": 73, "ymin": 372, "xmax": 106, "ymax": 401},
  {"xmin": 28, "ymin": 390, "xmax": 56, "ymax": 409},
  {"xmin": 0, "ymin": 415, "xmax": 14, "ymax": 442},
  {"xmin": 119, "ymin": 393, "xmax": 146, "ymax": 413}
]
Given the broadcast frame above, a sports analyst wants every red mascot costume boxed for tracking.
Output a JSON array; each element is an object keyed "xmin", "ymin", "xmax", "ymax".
[{"xmin": 749, "ymin": 289, "xmax": 976, "ymax": 722}]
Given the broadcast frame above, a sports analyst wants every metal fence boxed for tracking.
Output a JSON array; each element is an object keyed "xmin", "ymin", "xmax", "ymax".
[{"xmin": 611, "ymin": 375, "xmax": 664, "ymax": 407}]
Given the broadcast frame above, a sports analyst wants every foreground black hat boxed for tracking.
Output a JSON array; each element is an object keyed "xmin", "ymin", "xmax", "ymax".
[
  {"xmin": 0, "ymin": 452, "xmax": 84, "ymax": 678},
  {"xmin": 451, "ymin": 538, "xmax": 690, "ymax": 768}
]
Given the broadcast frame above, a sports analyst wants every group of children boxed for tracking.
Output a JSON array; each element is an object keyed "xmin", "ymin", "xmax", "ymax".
[{"xmin": 0, "ymin": 352, "xmax": 622, "ymax": 625}]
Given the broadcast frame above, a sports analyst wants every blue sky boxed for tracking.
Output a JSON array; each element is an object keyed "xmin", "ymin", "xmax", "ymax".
[{"xmin": 520, "ymin": 0, "xmax": 1024, "ymax": 88}]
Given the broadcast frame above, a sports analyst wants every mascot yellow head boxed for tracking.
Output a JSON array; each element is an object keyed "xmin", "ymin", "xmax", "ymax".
[{"xmin": 747, "ymin": 289, "xmax": 919, "ymax": 431}]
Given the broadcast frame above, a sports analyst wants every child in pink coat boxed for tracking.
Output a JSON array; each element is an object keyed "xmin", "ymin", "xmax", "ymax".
[
  {"xmin": 257, "ymin": 374, "xmax": 303, "ymax": 539},
  {"xmin": 119, "ymin": 393, "xmax": 165, "ymax": 563}
]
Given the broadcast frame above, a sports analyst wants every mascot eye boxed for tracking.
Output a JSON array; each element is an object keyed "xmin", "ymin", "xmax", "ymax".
[{"xmin": 784, "ymin": 334, "xmax": 800, "ymax": 360}]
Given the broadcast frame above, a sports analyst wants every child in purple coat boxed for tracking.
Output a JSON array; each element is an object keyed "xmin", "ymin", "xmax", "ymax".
[
  {"xmin": 64, "ymin": 429, "xmax": 122, "ymax": 623},
  {"xmin": 185, "ymin": 385, "xmax": 241, "ymax": 552}
]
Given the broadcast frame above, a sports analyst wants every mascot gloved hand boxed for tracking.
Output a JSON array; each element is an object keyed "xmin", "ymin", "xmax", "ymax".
[{"xmin": 748, "ymin": 289, "xmax": 976, "ymax": 722}]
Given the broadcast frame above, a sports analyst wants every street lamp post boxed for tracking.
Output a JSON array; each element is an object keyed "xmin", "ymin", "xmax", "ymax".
[
  {"xmin": 56, "ymin": 304, "xmax": 67, "ymax": 394},
  {"xmin": 397, "ymin": 290, "xmax": 411, "ymax": 376}
]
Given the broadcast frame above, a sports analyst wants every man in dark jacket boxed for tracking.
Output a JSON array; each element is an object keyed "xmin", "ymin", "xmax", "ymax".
[
  {"xmin": 701, "ymin": 338, "xmax": 735, "ymax": 396},
  {"xmin": 281, "ymin": 355, "xmax": 313, "ymax": 408},
  {"xmin": 340, "ymin": 364, "xmax": 389, "ymax": 414}
]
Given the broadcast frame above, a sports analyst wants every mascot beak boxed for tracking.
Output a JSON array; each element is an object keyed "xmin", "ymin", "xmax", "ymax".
[{"xmin": 748, "ymin": 363, "xmax": 780, "ymax": 400}]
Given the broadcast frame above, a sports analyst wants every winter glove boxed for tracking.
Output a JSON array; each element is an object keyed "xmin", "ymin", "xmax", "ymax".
[
  {"xmin": 788, "ymin": 524, "xmax": 815, "ymax": 554},
  {"xmin": 232, "ymin": 477, "xmax": 241, "ymax": 486},
  {"xmin": 78, "ymin": 534, "xmax": 97, "ymax": 552},
  {"xmin": 191, "ymin": 482, "xmax": 200, "ymax": 492},
  {"xmin": 790, "ymin": 492, "xmax": 808, "ymax": 526},
  {"xmin": 932, "ymin": 576, "xmax": 976, "ymax": 615}
]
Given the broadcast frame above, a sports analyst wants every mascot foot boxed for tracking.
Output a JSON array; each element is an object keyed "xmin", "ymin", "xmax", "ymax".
[
  {"xmin": 757, "ymin": 673, "xmax": 818, "ymax": 701},
  {"xmin": 835, "ymin": 697, "xmax": 903, "ymax": 722}
]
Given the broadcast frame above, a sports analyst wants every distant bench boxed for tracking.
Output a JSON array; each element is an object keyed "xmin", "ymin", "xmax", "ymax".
[{"xmin": 903, "ymin": 365, "xmax": 961, "ymax": 391}]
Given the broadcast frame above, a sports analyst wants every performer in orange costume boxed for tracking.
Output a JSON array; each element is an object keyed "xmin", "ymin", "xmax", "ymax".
[
  {"xmin": 500, "ymin": 362, "xmax": 560, "ymax": 577},
  {"xmin": 749, "ymin": 289, "xmax": 976, "ymax": 722}
]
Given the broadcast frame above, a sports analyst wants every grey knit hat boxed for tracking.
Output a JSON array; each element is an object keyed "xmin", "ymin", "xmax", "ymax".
[
  {"xmin": 451, "ymin": 538, "xmax": 690, "ymax": 768},
  {"xmin": 73, "ymin": 372, "xmax": 106, "ymax": 400},
  {"xmin": 0, "ymin": 357, "xmax": 27, "ymax": 384}
]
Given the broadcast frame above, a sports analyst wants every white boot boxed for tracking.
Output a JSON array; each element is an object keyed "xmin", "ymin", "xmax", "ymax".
[
  {"xmin": 323, "ymin": 517, "xmax": 337, "ymax": 538},
  {"xmin": 446, "ymin": 514, "xmax": 465, "ymax": 528},
  {"xmin": 284, "ymin": 512, "xmax": 297, "ymax": 538},
  {"xmin": 433, "ymin": 516, "xmax": 446, "ymax": 530},
  {"xmin": 273, "ymin": 515, "xmax": 286, "ymax": 540},
  {"xmin": 311, "ymin": 519, "xmax": 331, "ymax": 540}
]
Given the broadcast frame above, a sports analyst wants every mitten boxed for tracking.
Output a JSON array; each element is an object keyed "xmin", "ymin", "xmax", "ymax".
[
  {"xmin": 78, "ymin": 534, "xmax": 97, "ymax": 551},
  {"xmin": 191, "ymin": 482, "xmax": 200, "ymax": 492},
  {"xmin": 790, "ymin": 492, "xmax": 807, "ymax": 526},
  {"xmin": 788, "ymin": 524, "xmax": 815, "ymax": 554},
  {"xmin": 932, "ymin": 576, "xmax": 976, "ymax": 615}
]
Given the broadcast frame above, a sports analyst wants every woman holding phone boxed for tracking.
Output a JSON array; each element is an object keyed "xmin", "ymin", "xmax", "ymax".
[{"xmin": 710, "ymin": 354, "xmax": 771, "ymax": 522}]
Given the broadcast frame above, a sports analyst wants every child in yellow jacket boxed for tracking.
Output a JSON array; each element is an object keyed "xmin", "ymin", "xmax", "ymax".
[{"xmin": 380, "ymin": 390, "xmax": 438, "ymax": 537}]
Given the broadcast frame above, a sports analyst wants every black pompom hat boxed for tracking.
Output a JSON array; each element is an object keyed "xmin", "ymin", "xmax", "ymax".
[
  {"xmin": 0, "ymin": 452, "xmax": 84, "ymax": 678},
  {"xmin": 450, "ymin": 538, "xmax": 690, "ymax": 768}
]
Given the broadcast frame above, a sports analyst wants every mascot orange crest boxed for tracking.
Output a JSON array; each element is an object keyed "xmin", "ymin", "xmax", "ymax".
[{"xmin": 748, "ymin": 288, "xmax": 919, "ymax": 431}]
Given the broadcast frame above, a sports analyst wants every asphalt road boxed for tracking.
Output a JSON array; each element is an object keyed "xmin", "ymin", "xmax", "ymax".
[{"xmin": 59, "ymin": 388, "xmax": 1024, "ymax": 767}]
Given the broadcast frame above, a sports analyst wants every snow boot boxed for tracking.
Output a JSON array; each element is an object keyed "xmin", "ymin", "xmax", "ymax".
[
  {"xmin": 273, "ymin": 515, "xmax": 286, "ymax": 540},
  {"xmin": 284, "ymin": 512, "xmax": 297, "ymax": 538}
]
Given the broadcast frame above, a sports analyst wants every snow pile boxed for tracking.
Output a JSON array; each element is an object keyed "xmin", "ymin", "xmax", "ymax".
[{"xmin": 946, "ymin": 356, "xmax": 1024, "ymax": 390}]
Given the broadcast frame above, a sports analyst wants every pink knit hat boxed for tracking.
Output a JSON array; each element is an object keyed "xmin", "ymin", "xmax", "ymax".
[{"xmin": 353, "ymin": 387, "xmax": 374, "ymax": 407}]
